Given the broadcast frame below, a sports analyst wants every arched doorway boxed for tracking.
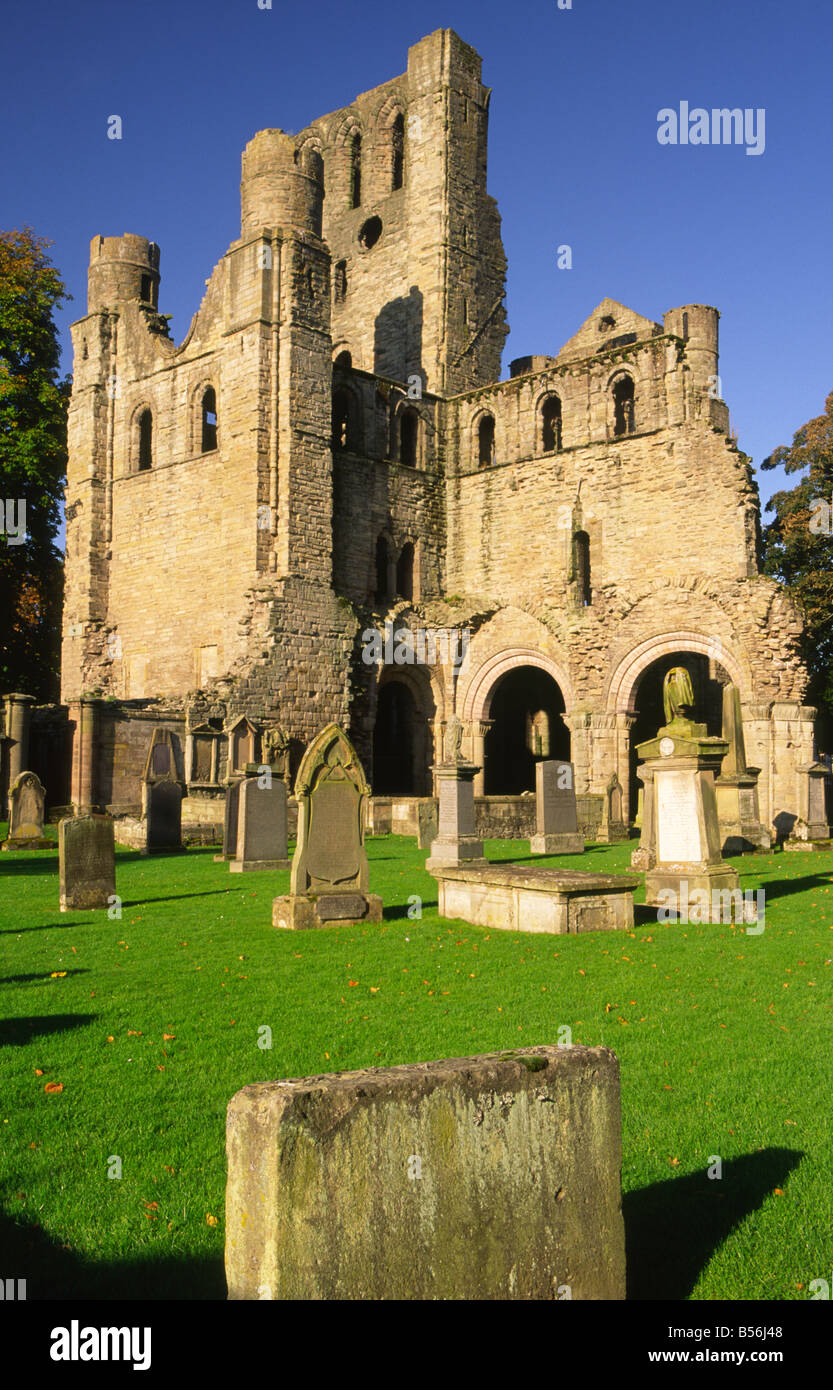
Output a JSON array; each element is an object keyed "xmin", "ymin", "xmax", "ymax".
[
  {"xmin": 372, "ymin": 677, "xmax": 434, "ymax": 794},
  {"xmin": 628, "ymin": 650, "xmax": 731, "ymax": 814},
  {"xmin": 484, "ymin": 666, "xmax": 568, "ymax": 794}
]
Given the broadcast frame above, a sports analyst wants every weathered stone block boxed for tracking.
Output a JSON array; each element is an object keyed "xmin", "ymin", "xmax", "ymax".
[
  {"xmin": 432, "ymin": 863, "xmax": 638, "ymax": 934},
  {"xmin": 225, "ymin": 1045, "xmax": 625, "ymax": 1300}
]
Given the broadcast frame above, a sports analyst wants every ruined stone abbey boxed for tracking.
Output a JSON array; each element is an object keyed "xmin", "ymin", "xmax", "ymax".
[{"xmin": 53, "ymin": 27, "xmax": 813, "ymax": 834}]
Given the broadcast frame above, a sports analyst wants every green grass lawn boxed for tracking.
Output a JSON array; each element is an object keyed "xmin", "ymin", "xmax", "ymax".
[{"xmin": 1, "ymin": 827, "xmax": 831, "ymax": 1300}]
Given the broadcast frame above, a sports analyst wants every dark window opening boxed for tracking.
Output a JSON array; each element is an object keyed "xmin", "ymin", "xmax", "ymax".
[
  {"xmin": 334, "ymin": 350, "xmax": 352, "ymax": 370},
  {"xmin": 358, "ymin": 216, "xmax": 382, "ymax": 250},
  {"xmin": 399, "ymin": 408, "xmax": 419, "ymax": 466},
  {"xmin": 612, "ymin": 376, "xmax": 635, "ymax": 437},
  {"xmin": 573, "ymin": 530, "xmax": 591, "ymax": 606},
  {"xmin": 138, "ymin": 409, "xmax": 152, "ymax": 471},
  {"xmin": 478, "ymin": 414, "xmax": 495, "ymax": 468},
  {"xmin": 541, "ymin": 396, "xmax": 562, "ymax": 452},
  {"xmin": 391, "ymin": 113, "xmax": 404, "ymax": 190},
  {"xmin": 349, "ymin": 133, "xmax": 362, "ymax": 209},
  {"xmin": 140, "ymin": 274, "xmax": 153, "ymax": 303},
  {"xmin": 375, "ymin": 535, "xmax": 390, "ymax": 604},
  {"xmin": 201, "ymin": 387, "xmax": 217, "ymax": 452},
  {"xmin": 332, "ymin": 388, "xmax": 353, "ymax": 450},
  {"xmin": 333, "ymin": 261, "xmax": 347, "ymax": 304},
  {"xmin": 599, "ymin": 314, "xmax": 616, "ymax": 331},
  {"xmin": 396, "ymin": 542, "xmax": 414, "ymax": 601},
  {"xmin": 682, "ymin": 311, "xmax": 689, "ymax": 339}
]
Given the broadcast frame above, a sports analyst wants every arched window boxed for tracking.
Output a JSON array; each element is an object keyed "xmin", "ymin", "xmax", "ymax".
[
  {"xmin": 573, "ymin": 531, "xmax": 591, "ymax": 606},
  {"xmin": 332, "ymin": 388, "xmax": 355, "ymax": 450},
  {"xmin": 477, "ymin": 413, "xmax": 495, "ymax": 468},
  {"xmin": 138, "ymin": 409, "xmax": 152, "ymax": 471},
  {"xmin": 201, "ymin": 387, "xmax": 217, "ymax": 453},
  {"xmin": 349, "ymin": 133, "xmax": 362, "ymax": 209},
  {"xmin": 396, "ymin": 542, "xmax": 414, "ymax": 601},
  {"xmin": 399, "ymin": 407, "xmax": 419, "ymax": 467},
  {"xmin": 375, "ymin": 535, "xmax": 390, "ymax": 604},
  {"xmin": 391, "ymin": 112, "xmax": 405, "ymax": 190},
  {"xmin": 612, "ymin": 376, "xmax": 635, "ymax": 437},
  {"xmin": 541, "ymin": 395, "xmax": 562, "ymax": 452},
  {"xmin": 333, "ymin": 261, "xmax": 347, "ymax": 304}
]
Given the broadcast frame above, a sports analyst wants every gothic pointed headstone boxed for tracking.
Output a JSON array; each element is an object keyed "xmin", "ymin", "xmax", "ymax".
[
  {"xmin": 2, "ymin": 771, "xmax": 51, "ymax": 850},
  {"xmin": 273, "ymin": 724, "xmax": 382, "ymax": 929}
]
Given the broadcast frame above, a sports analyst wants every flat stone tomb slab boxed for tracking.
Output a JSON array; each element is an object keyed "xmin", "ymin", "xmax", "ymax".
[
  {"xmin": 433, "ymin": 864, "xmax": 639, "ymax": 935},
  {"xmin": 225, "ymin": 1044, "xmax": 625, "ymax": 1301}
]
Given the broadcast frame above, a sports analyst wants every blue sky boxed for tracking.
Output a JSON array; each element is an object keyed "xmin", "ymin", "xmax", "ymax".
[{"xmin": 4, "ymin": 0, "xmax": 831, "ymax": 525}]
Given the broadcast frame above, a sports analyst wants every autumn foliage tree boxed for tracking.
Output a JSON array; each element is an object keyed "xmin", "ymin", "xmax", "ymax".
[
  {"xmin": 761, "ymin": 390, "xmax": 833, "ymax": 733},
  {"xmin": 0, "ymin": 228, "xmax": 70, "ymax": 701}
]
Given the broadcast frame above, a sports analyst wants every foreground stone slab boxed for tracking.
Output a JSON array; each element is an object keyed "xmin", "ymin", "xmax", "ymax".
[
  {"xmin": 59, "ymin": 814, "xmax": 116, "ymax": 911},
  {"xmin": 432, "ymin": 863, "xmax": 639, "ymax": 934},
  {"xmin": 225, "ymin": 1045, "xmax": 625, "ymax": 1301}
]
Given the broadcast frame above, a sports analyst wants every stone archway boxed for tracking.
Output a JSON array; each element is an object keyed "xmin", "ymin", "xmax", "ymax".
[
  {"xmin": 605, "ymin": 632, "xmax": 747, "ymax": 823},
  {"xmin": 371, "ymin": 667, "xmax": 436, "ymax": 795},
  {"xmin": 462, "ymin": 648, "xmax": 573, "ymax": 796}
]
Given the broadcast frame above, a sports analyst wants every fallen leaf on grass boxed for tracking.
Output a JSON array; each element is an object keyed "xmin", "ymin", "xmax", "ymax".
[
  {"xmin": 206, "ymin": 1213, "xmax": 218, "ymax": 1227},
  {"xmin": 50, "ymin": 971, "xmax": 67, "ymax": 979},
  {"xmin": 669, "ymin": 1157, "xmax": 679, "ymax": 1167},
  {"xmin": 34, "ymin": 1069, "xmax": 44, "ymax": 1077},
  {"xmin": 163, "ymin": 1033, "xmax": 175, "ymax": 1041},
  {"xmin": 773, "ymin": 1188, "xmax": 785, "ymax": 1196},
  {"xmin": 44, "ymin": 1082, "xmax": 63, "ymax": 1094}
]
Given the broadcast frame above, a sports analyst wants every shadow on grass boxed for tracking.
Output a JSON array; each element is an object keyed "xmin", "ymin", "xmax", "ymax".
[
  {"xmin": 750, "ymin": 872, "xmax": 833, "ymax": 902},
  {"xmin": 1, "ymin": 970, "xmax": 88, "ymax": 986},
  {"xmin": 384, "ymin": 902, "xmax": 438, "ymax": 919},
  {"xmin": 121, "ymin": 889, "xmax": 239, "ymax": 907},
  {"xmin": 0, "ymin": 1206, "xmax": 225, "ymax": 1299},
  {"xmin": 0, "ymin": 1013, "xmax": 97, "ymax": 1045},
  {"xmin": 0, "ymin": 856, "xmax": 58, "ymax": 877},
  {"xmin": 624, "ymin": 1146, "xmax": 803, "ymax": 1299},
  {"xmin": 0, "ymin": 920, "xmax": 91, "ymax": 936}
]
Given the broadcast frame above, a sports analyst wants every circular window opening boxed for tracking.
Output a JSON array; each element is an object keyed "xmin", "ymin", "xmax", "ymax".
[{"xmin": 358, "ymin": 216, "xmax": 383, "ymax": 250}]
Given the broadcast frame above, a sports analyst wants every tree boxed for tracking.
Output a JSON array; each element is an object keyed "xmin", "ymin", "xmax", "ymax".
[
  {"xmin": 761, "ymin": 390, "xmax": 833, "ymax": 730},
  {"xmin": 0, "ymin": 227, "xmax": 70, "ymax": 701}
]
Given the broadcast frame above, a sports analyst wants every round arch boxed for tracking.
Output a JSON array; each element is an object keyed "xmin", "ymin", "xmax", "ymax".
[
  {"xmin": 372, "ymin": 662, "xmax": 438, "ymax": 795},
  {"xmin": 462, "ymin": 647, "xmax": 575, "ymax": 723},
  {"xmin": 606, "ymin": 631, "xmax": 748, "ymax": 715}
]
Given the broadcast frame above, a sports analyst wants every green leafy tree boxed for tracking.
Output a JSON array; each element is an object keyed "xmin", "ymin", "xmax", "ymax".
[
  {"xmin": 761, "ymin": 390, "xmax": 833, "ymax": 729},
  {"xmin": 0, "ymin": 227, "xmax": 70, "ymax": 701}
]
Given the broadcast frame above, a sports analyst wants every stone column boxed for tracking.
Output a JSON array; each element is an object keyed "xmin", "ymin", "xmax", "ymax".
[
  {"xmin": 6, "ymin": 693, "xmax": 34, "ymax": 786},
  {"xmin": 425, "ymin": 762, "xmax": 483, "ymax": 872},
  {"xmin": 75, "ymin": 696, "xmax": 100, "ymax": 816},
  {"xmin": 470, "ymin": 720, "xmax": 492, "ymax": 797}
]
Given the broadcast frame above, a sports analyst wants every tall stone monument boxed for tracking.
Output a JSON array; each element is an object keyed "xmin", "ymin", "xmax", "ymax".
[
  {"xmin": 597, "ymin": 771, "xmax": 628, "ymax": 843},
  {"xmin": 272, "ymin": 724, "xmax": 382, "ymax": 929},
  {"xmin": 715, "ymin": 683, "xmax": 769, "ymax": 853},
  {"xmin": 529, "ymin": 760, "xmax": 583, "ymax": 855},
  {"xmin": 59, "ymin": 814, "xmax": 116, "ymax": 911},
  {"xmin": 2, "ymin": 771, "xmax": 51, "ymax": 850},
  {"xmin": 636, "ymin": 666, "xmax": 739, "ymax": 920},
  {"xmin": 425, "ymin": 715, "xmax": 483, "ymax": 872}
]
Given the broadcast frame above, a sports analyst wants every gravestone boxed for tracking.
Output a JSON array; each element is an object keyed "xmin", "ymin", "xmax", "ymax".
[
  {"xmin": 2, "ymin": 771, "xmax": 51, "ymax": 850},
  {"xmin": 146, "ymin": 782, "xmax": 182, "ymax": 852},
  {"xmin": 143, "ymin": 728, "xmax": 182, "ymax": 852},
  {"xmin": 215, "ymin": 778, "xmax": 243, "ymax": 862},
  {"xmin": 59, "ymin": 814, "xmax": 116, "ymax": 911},
  {"xmin": 273, "ymin": 724, "xmax": 382, "ymax": 929},
  {"xmin": 230, "ymin": 767, "xmax": 289, "ymax": 872},
  {"xmin": 597, "ymin": 771, "xmax": 628, "ymax": 844},
  {"xmin": 529, "ymin": 760, "xmax": 583, "ymax": 855},
  {"xmin": 714, "ymin": 684, "xmax": 769, "ymax": 853},
  {"xmin": 424, "ymin": 718, "xmax": 482, "ymax": 871},
  {"xmin": 417, "ymin": 797, "xmax": 438, "ymax": 850},
  {"xmin": 636, "ymin": 667, "xmax": 739, "ymax": 920},
  {"xmin": 225, "ymin": 1045, "xmax": 625, "ymax": 1301}
]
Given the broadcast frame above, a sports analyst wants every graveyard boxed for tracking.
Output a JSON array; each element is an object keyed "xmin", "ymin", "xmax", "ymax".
[
  {"xmin": 1, "ymin": 817, "xmax": 831, "ymax": 1300},
  {"xmin": 2, "ymin": 9, "xmax": 833, "ymax": 1320}
]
